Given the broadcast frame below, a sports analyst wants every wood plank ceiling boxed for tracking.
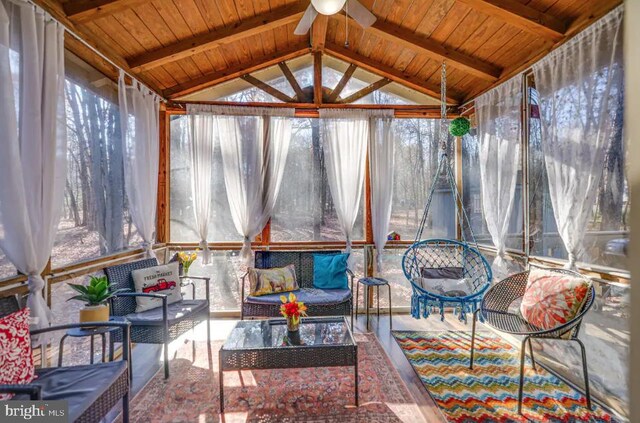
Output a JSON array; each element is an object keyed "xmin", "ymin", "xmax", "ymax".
[{"xmin": 37, "ymin": 0, "xmax": 622, "ymax": 105}]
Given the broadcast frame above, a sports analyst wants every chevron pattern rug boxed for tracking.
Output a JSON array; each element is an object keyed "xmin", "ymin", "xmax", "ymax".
[{"xmin": 393, "ymin": 331, "xmax": 615, "ymax": 422}]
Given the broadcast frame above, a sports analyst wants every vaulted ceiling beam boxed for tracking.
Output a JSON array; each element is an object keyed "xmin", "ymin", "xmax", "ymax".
[
  {"xmin": 357, "ymin": 17, "xmax": 502, "ymax": 82},
  {"xmin": 241, "ymin": 75, "xmax": 296, "ymax": 102},
  {"xmin": 456, "ymin": 0, "xmax": 566, "ymax": 40},
  {"xmin": 311, "ymin": 14, "xmax": 329, "ymax": 51},
  {"xmin": 326, "ymin": 63, "xmax": 357, "ymax": 103},
  {"xmin": 164, "ymin": 44, "xmax": 311, "ymax": 99},
  {"xmin": 128, "ymin": 3, "xmax": 308, "ymax": 72},
  {"xmin": 337, "ymin": 78, "xmax": 391, "ymax": 104},
  {"xmin": 278, "ymin": 62, "xmax": 306, "ymax": 101},
  {"xmin": 325, "ymin": 43, "xmax": 460, "ymax": 104},
  {"xmin": 64, "ymin": 0, "xmax": 149, "ymax": 23}
]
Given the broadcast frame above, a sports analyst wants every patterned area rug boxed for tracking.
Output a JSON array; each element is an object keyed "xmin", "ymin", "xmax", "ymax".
[
  {"xmin": 123, "ymin": 333, "xmax": 422, "ymax": 422},
  {"xmin": 393, "ymin": 331, "xmax": 616, "ymax": 423}
]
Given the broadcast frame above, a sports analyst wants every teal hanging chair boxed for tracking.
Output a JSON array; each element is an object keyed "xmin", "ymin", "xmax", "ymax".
[{"xmin": 401, "ymin": 62, "xmax": 492, "ymax": 323}]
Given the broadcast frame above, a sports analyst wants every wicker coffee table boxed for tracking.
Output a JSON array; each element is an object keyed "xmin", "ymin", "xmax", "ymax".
[{"xmin": 219, "ymin": 316, "xmax": 358, "ymax": 412}]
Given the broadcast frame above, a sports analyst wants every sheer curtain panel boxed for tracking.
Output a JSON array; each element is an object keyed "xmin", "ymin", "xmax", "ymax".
[
  {"xmin": 532, "ymin": 6, "xmax": 624, "ymax": 269},
  {"xmin": 0, "ymin": 0, "xmax": 66, "ymax": 332},
  {"xmin": 186, "ymin": 110, "xmax": 215, "ymax": 264},
  {"xmin": 118, "ymin": 71, "xmax": 161, "ymax": 258},
  {"xmin": 369, "ymin": 113, "xmax": 396, "ymax": 273},
  {"xmin": 191, "ymin": 105, "xmax": 293, "ymax": 265},
  {"xmin": 475, "ymin": 75, "xmax": 523, "ymax": 278},
  {"xmin": 320, "ymin": 109, "xmax": 385, "ymax": 267}
]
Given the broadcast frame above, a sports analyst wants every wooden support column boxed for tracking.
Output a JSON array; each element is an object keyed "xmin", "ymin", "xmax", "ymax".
[
  {"xmin": 241, "ymin": 74, "xmax": 296, "ymax": 103},
  {"xmin": 156, "ymin": 106, "xmax": 170, "ymax": 243},
  {"xmin": 454, "ymin": 136, "xmax": 464, "ymax": 241},
  {"xmin": 313, "ymin": 51, "xmax": 323, "ymax": 105}
]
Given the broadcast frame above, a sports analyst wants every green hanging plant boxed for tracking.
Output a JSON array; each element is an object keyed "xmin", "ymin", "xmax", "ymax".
[{"xmin": 449, "ymin": 117, "xmax": 471, "ymax": 137}]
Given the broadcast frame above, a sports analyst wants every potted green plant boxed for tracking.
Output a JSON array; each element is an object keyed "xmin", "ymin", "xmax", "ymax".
[{"xmin": 67, "ymin": 275, "xmax": 129, "ymax": 323}]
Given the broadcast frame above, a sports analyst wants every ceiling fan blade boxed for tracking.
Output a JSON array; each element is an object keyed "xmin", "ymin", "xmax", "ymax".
[
  {"xmin": 294, "ymin": 5, "xmax": 318, "ymax": 35},
  {"xmin": 346, "ymin": 0, "xmax": 376, "ymax": 28}
]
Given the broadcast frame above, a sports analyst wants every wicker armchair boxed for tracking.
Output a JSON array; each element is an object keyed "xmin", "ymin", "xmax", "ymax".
[
  {"xmin": 241, "ymin": 251, "xmax": 354, "ymax": 328},
  {"xmin": 104, "ymin": 258, "xmax": 211, "ymax": 379},
  {"xmin": 0, "ymin": 295, "xmax": 131, "ymax": 423},
  {"xmin": 470, "ymin": 268, "xmax": 596, "ymax": 414}
]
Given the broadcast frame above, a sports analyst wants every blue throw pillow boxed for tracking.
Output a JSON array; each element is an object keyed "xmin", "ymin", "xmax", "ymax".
[{"xmin": 313, "ymin": 253, "xmax": 349, "ymax": 290}]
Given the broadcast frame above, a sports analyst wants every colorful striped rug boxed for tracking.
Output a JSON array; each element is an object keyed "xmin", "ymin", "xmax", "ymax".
[{"xmin": 393, "ymin": 331, "xmax": 616, "ymax": 422}]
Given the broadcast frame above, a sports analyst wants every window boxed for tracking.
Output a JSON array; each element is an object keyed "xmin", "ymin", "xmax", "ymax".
[
  {"xmin": 462, "ymin": 129, "xmax": 524, "ymax": 250},
  {"xmin": 0, "ymin": 247, "xmax": 16, "ymax": 280},
  {"xmin": 169, "ymin": 115, "xmax": 242, "ymax": 242},
  {"xmin": 528, "ymin": 85, "xmax": 628, "ymax": 270},
  {"xmin": 52, "ymin": 56, "xmax": 142, "ymax": 268},
  {"xmin": 271, "ymin": 118, "xmax": 365, "ymax": 242},
  {"xmin": 389, "ymin": 119, "xmax": 456, "ymax": 241}
]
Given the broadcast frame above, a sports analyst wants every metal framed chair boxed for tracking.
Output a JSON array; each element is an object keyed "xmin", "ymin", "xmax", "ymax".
[
  {"xmin": 469, "ymin": 268, "xmax": 596, "ymax": 414},
  {"xmin": 0, "ymin": 295, "xmax": 132, "ymax": 423},
  {"xmin": 105, "ymin": 258, "xmax": 211, "ymax": 379}
]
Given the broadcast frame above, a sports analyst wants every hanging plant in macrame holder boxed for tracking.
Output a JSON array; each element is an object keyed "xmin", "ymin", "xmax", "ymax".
[{"xmin": 449, "ymin": 117, "xmax": 471, "ymax": 137}]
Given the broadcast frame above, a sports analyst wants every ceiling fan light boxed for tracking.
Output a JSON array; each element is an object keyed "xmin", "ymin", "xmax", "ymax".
[{"xmin": 311, "ymin": 0, "xmax": 346, "ymax": 15}]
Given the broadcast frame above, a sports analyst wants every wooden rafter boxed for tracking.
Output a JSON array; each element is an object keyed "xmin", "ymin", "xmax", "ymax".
[
  {"xmin": 128, "ymin": 3, "xmax": 308, "ymax": 72},
  {"xmin": 313, "ymin": 51, "xmax": 322, "ymax": 105},
  {"xmin": 337, "ymin": 78, "xmax": 391, "ymax": 104},
  {"xmin": 463, "ymin": 0, "xmax": 622, "ymax": 102},
  {"xmin": 64, "ymin": 0, "xmax": 149, "ymax": 23},
  {"xmin": 456, "ymin": 0, "xmax": 566, "ymax": 40},
  {"xmin": 241, "ymin": 74, "xmax": 295, "ymax": 103},
  {"xmin": 311, "ymin": 14, "xmax": 329, "ymax": 51},
  {"xmin": 278, "ymin": 62, "xmax": 305, "ymax": 101},
  {"xmin": 327, "ymin": 63, "xmax": 357, "ymax": 103},
  {"xmin": 163, "ymin": 44, "xmax": 311, "ymax": 99},
  {"xmin": 325, "ymin": 42, "xmax": 460, "ymax": 104},
  {"xmin": 357, "ymin": 17, "xmax": 502, "ymax": 82},
  {"xmin": 31, "ymin": 0, "xmax": 161, "ymax": 94}
]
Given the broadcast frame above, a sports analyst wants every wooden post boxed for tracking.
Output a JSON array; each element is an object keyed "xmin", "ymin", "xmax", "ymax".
[
  {"xmin": 454, "ymin": 136, "xmax": 464, "ymax": 241},
  {"xmin": 313, "ymin": 51, "xmax": 322, "ymax": 105},
  {"xmin": 156, "ymin": 106, "xmax": 170, "ymax": 243}
]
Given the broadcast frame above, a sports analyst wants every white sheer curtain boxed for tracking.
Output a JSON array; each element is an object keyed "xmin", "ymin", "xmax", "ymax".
[
  {"xmin": 532, "ymin": 6, "xmax": 623, "ymax": 269},
  {"xmin": 118, "ymin": 71, "xmax": 161, "ymax": 258},
  {"xmin": 369, "ymin": 113, "xmax": 396, "ymax": 274},
  {"xmin": 0, "ymin": 0, "xmax": 66, "ymax": 331},
  {"xmin": 475, "ymin": 75, "xmax": 523, "ymax": 278},
  {"xmin": 189, "ymin": 105, "xmax": 293, "ymax": 265},
  {"xmin": 320, "ymin": 109, "xmax": 381, "ymax": 267},
  {"xmin": 186, "ymin": 111, "xmax": 215, "ymax": 264}
]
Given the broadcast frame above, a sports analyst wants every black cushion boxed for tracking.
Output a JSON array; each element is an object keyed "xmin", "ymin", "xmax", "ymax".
[
  {"xmin": 124, "ymin": 299, "xmax": 208, "ymax": 326},
  {"xmin": 13, "ymin": 361, "xmax": 127, "ymax": 421},
  {"xmin": 420, "ymin": 266, "xmax": 464, "ymax": 279}
]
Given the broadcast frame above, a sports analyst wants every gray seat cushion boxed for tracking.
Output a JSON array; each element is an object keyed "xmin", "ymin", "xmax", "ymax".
[
  {"xmin": 13, "ymin": 361, "xmax": 127, "ymax": 421},
  {"xmin": 246, "ymin": 288, "xmax": 351, "ymax": 306},
  {"xmin": 125, "ymin": 299, "xmax": 208, "ymax": 326}
]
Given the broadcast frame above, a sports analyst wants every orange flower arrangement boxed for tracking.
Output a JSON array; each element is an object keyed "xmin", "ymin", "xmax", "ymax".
[{"xmin": 279, "ymin": 292, "xmax": 307, "ymax": 329}]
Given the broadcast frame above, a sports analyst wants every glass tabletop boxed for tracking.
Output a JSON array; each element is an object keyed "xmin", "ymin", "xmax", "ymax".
[{"xmin": 222, "ymin": 317, "xmax": 355, "ymax": 350}]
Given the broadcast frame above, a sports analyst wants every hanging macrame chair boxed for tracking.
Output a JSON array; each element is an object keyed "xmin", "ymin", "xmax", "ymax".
[{"xmin": 401, "ymin": 63, "xmax": 492, "ymax": 323}]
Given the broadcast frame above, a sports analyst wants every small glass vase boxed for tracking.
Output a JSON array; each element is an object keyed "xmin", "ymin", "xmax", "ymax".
[{"xmin": 286, "ymin": 316, "xmax": 300, "ymax": 332}]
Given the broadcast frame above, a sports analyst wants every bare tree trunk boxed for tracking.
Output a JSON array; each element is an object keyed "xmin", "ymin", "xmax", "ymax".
[{"xmin": 65, "ymin": 179, "xmax": 81, "ymax": 226}]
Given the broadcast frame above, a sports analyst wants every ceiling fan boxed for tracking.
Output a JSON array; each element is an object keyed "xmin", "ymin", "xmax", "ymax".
[{"xmin": 294, "ymin": 0, "xmax": 376, "ymax": 35}]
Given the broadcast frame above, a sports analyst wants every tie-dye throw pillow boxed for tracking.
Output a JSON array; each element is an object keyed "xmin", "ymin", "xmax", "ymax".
[
  {"xmin": 520, "ymin": 266, "xmax": 591, "ymax": 332},
  {"xmin": 248, "ymin": 264, "xmax": 299, "ymax": 296}
]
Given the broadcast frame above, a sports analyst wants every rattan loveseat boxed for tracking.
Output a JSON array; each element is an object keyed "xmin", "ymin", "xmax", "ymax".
[
  {"xmin": 0, "ymin": 295, "xmax": 132, "ymax": 423},
  {"xmin": 241, "ymin": 251, "xmax": 355, "ymax": 328}
]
